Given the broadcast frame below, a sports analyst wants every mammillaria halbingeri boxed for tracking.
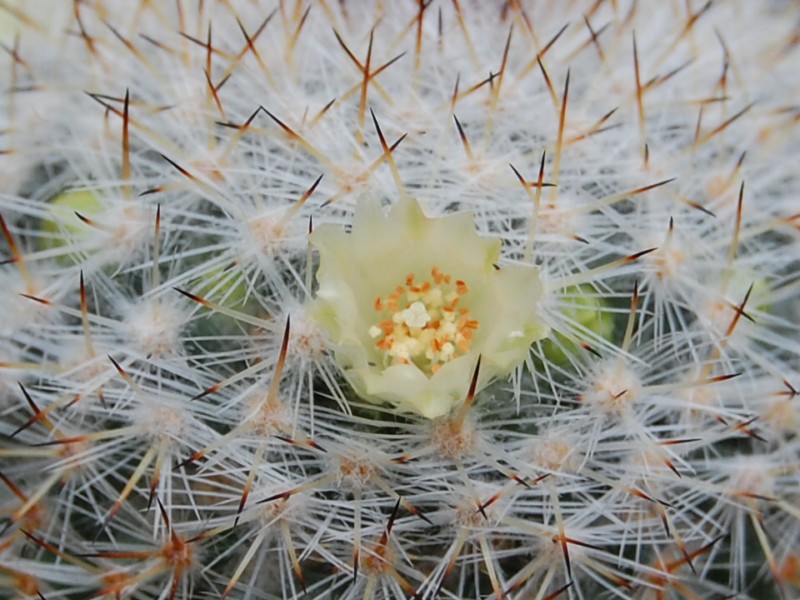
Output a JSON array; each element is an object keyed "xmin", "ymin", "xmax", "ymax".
[{"xmin": 0, "ymin": 1, "xmax": 799, "ymax": 599}]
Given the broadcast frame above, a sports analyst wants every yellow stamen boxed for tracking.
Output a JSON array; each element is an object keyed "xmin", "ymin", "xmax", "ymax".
[{"xmin": 370, "ymin": 266, "xmax": 478, "ymax": 374}]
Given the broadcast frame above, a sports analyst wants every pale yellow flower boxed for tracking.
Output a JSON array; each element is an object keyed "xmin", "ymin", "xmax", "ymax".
[{"xmin": 311, "ymin": 197, "xmax": 549, "ymax": 418}]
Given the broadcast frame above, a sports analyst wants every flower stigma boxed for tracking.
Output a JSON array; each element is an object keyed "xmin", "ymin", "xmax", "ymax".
[{"xmin": 370, "ymin": 269, "xmax": 478, "ymax": 374}]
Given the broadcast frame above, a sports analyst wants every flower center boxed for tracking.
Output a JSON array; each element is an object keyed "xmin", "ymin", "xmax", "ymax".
[{"xmin": 369, "ymin": 266, "xmax": 478, "ymax": 374}]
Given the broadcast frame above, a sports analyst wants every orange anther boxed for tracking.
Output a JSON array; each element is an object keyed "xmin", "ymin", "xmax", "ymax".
[{"xmin": 369, "ymin": 266, "xmax": 477, "ymax": 372}]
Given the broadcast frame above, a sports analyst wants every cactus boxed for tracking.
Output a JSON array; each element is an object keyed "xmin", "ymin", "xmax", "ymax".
[{"xmin": 1, "ymin": 2, "xmax": 798, "ymax": 599}]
